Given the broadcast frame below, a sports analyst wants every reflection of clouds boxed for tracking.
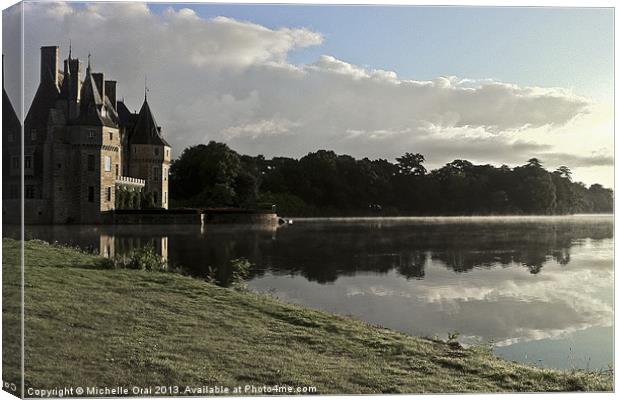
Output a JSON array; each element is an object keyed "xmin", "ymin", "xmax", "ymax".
[{"xmin": 250, "ymin": 239, "xmax": 613, "ymax": 348}]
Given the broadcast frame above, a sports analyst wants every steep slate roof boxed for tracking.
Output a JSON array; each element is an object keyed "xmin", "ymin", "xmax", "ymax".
[
  {"xmin": 116, "ymin": 100, "xmax": 138, "ymax": 128},
  {"xmin": 73, "ymin": 64, "xmax": 118, "ymax": 127},
  {"xmin": 24, "ymin": 74, "xmax": 59, "ymax": 129},
  {"xmin": 59, "ymin": 58, "xmax": 79, "ymax": 101},
  {"xmin": 129, "ymin": 98, "xmax": 170, "ymax": 147}
]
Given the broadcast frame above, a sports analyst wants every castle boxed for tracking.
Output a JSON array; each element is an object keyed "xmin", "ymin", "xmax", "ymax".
[{"xmin": 3, "ymin": 45, "xmax": 171, "ymax": 224}]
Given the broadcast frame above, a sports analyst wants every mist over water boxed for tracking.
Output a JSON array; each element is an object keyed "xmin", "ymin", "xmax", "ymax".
[{"xmin": 16, "ymin": 215, "xmax": 613, "ymax": 370}]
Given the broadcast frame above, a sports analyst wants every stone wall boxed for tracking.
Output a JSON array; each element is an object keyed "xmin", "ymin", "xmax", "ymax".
[{"xmin": 128, "ymin": 143, "xmax": 171, "ymax": 209}]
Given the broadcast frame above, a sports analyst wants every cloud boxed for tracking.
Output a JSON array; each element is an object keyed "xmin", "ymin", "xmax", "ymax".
[
  {"xmin": 11, "ymin": 2, "xmax": 607, "ymax": 179},
  {"xmin": 222, "ymin": 118, "xmax": 300, "ymax": 140},
  {"xmin": 539, "ymin": 152, "xmax": 614, "ymax": 168}
]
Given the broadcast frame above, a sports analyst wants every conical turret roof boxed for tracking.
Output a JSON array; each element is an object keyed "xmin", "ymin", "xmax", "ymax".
[{"xmin": 129, "ymin": 98, "xmax": 169, "ymax": 146}]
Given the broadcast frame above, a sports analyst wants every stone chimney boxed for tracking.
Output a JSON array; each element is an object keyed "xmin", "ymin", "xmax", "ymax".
[
  {"xmin": 40, "ymin": 46, "xmax": 59, "ymax": 88},
  {"xmin": 92, "ymin": 72, "xmax": 104, "ymax": 99},
  {"xmin": 105, "ymin": 80, "xmax": 116, "ymax": 110}
]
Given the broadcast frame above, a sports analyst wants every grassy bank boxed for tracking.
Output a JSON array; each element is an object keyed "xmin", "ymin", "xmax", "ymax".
[{"xmin": 2, "ymin": 238, "xmax": 612, "ymax": 394}]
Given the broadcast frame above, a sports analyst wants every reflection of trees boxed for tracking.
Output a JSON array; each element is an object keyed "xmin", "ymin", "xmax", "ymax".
[
  {"xmin": 19, "ymin": 220, "xmax": 612, "ymax": 283},
  {"xmin": 396, "ymin": 252, "xmax": 427, "ymax": 280},
  {"xmin": 248, "ymin": 221, "xmax": 612, "ymax": 281},
  {"xmin": 426, "ymin": 223, "xmax": 608, "ymax": 275}
]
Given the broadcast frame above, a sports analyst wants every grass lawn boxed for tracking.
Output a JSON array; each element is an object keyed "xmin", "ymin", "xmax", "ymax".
[{"xmin": 2, "ymin": 238, "xmax": 613, "ymax": 394}]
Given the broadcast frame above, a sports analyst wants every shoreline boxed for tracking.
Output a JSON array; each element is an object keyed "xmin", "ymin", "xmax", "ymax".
[
  {"xmin": 288, "ymin": 214, "xmax": 613, "ymax": 221},
  {"xmin": 2, "ymin": 238, "xmax": 613, "ymax": 394}
]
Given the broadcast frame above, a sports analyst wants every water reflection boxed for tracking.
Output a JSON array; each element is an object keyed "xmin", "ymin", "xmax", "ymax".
[{"xmin": 12, "ymin": 215, "xmax": 614, "ymax": 370}]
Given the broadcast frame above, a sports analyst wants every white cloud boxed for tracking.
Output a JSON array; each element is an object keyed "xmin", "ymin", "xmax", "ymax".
[
  {"xmin": 11, "ymin": 2, "xmax": 611, "ymax": 185},
  {"xmin": 222, "ymin": 118, "xmax": 300, "ymax": 140}
]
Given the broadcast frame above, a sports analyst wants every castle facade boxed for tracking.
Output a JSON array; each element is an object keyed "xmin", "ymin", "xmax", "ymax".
[{"xmin": 3, "ymin": 45, "xmax": 171, "ymax": 224}]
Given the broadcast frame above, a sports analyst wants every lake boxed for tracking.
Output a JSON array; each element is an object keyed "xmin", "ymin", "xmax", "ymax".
[{"xmin": 14, "ymin": 215, "xmax": 613, "ymax": 371}]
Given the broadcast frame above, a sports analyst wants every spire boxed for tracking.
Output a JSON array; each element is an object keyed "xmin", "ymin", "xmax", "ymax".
[
  {"xmin": 144, "ymin": 74, "xmax": 148, "ymax": 101},
  {"xmin": 130, "ymin": 98, "xmax": 170, "ymax": 147},
  {"xmin": 87, "ymin": 52, "xmax": 91, "ymax": 71},
  {"xmin": 68, "ymin": 39, "xmax": 72, "ymax": 59}
]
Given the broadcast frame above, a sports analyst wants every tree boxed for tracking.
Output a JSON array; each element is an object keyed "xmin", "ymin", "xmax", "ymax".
[
  {"xmin": 169, "ymin": 142, "xmax": 613, "ymax": 217},
  {"xmin": 170, "ymin": 141, "xmax": 243, "ymax": 207},
  {"xmin": 526, "ymin": 158, "xmax": 543, "ymax": 168},
  {"xmin": 555, "ymin": 166, "xmax": 572, "ymax": 180},
  {"xmin": 587, "ymin": 184, "xmax": 613, "ymax": 212},
  {"xmin": 396, "ymin": 152, "xmax": 426, "ymax": 176}
]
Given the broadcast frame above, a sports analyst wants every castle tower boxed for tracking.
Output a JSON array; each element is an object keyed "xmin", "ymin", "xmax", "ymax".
[
  {"xmin": 66, "ymin": 55, "xmax": 122, "ymax": 223},
  {"xmin": 127, "ymin": 96, "xmax": 171, "ymax": 209},
  {"xmin": 21, "ymin": 46, "xmax": 64, "ymax": 222}
]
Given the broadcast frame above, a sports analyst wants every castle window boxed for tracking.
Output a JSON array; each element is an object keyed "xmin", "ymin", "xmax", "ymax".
[
  {"xmin": 109, "ymin": 131, "xmax": 114, "ymax": 141},
  {"xmin": 88, "ymin": 186, "xmax": 95, "ymax": 202},
  {"xmin": 107, "ymin": 187, "xmax": 112, "ymax": 202},
  {"xmin": 164, "ymin": 191, "xmax": 167, "ymax": 204},
  {"xmin": 154, "ymin": 147, "xmax": 160, "ymax": 156},
  {"xmin": 115, "ymin": 164, "xmax": 119, "ymax": 176},
  {"xmin": 11, "ymin": 156, "xmax": 19, "ymax": 170},
  {"xmin": 88, "ymin": 129, "xmax": 95, "ymax": 139},
  {"xmin": 8, "ymin": 132, "xmax": 14, "ymax": 142},
  {"xmin": 30, "ymin": 129, "xmax": 37, "ymax": 141},
  {"xmin": 166, "ymin": 149, "xmax": 169, "ymax": 158},
  {"xmin": 24, "ymin": 156, "xmax": 33, "ymax": 169},
  {"xmin": 104, "ymin": 156, "xmax": 112, "ymax": 172},
  {"xmin": 25, "ymin": 185, "xmax": 35, "ymax": 199},
  {"xmin": 163, "ymin": 167, "xmax": 167, "ymax": 181},
  {"xmin": 87, "ymin": 154, "xmax": 95, "ymax": 171},
  {"xmin": 153, "ymin": 166, "xmax": 160, "ymax": 180}
]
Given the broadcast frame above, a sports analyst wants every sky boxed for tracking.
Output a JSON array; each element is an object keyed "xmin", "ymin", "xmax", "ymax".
[{"xmin": 2, "ymin": 2, "xmax": 614, "ymax": 187}]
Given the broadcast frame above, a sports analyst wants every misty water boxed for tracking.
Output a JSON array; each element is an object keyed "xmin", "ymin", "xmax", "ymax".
[{"xmin": 17, "ymin": 215, "xmax": 613, "ymax": 371}]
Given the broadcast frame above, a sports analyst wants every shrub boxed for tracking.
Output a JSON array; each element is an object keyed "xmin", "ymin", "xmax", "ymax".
[{"xmin": 111, "ymin": 244, "xmax": 167, "ymax": 271}]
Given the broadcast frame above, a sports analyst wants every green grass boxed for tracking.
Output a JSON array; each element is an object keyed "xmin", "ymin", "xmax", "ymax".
[{"xmin": 2, "ymin": 238, "xmax": 613, "ymax": 394}]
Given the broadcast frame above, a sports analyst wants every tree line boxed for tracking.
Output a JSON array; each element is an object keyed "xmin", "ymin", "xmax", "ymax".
[{"xmin": 168, "ymin": 141, "xmax": 613, "ymax": 216}]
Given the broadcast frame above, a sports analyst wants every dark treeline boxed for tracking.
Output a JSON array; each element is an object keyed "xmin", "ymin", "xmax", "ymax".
[{"xmin": 170, "ymin": 141, "xmax": 613, "ymax": 216}]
